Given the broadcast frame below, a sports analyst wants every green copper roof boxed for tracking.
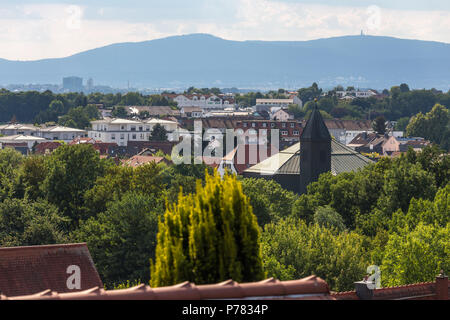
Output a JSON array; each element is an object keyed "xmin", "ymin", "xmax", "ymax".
[{"xmin": 244, "ymin": 140, "xmax": 373, "ymax": 176}]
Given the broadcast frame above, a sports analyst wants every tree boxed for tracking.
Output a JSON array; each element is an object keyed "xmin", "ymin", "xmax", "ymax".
[
  {"xmin": 111, "ymin": 106, "xmax": 128, "ymax": 118},
  {"xmin": 372, "ymin": 116, "xmax": 386, "ymax": 134},
  {"xmin": 313, "ymin": 205, "xmax": 346, "ymax": 232},
  {"xmin": 75, "ymin": 192, "xmax": 161, "ymax": 287},
  {"xmin": 381, "ymin": 223, "xmax": 449, "ymax": 286},
  {"xmin": 150, "ymin": 171, "xmax": 265, "ymax": 287},
  {"xmin": 150, "ymin": 123, "xmax": 168, "ymax": 141},
  {"xmin": 261, "ymin": 218, "xmax": 368, "ymax": 291},
  {"xmin": 394, "ymin": 117, "xmax": 410, "ymax": 131},
  {"xmin": 42, "ymin": 144, "xmax": 108, "ymax": 229},
  {"xmin": 240, "ymin": 178, "xmax": 298, "ymax": 226},
  {"xmin": 0, "ymin": 148, "xmax": 23, "ymax": 201},
  {"xmin": 406, "ymin": 104, "xmax": 449, "ymax": 149},
  {"xmin": 0, "ymin": 198, "xmax": 68, "ymax": 247}
]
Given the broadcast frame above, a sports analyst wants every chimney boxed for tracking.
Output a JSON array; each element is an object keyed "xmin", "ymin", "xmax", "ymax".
[
  {"xmin": 354, "ymin": 278, "xmax": 374, "ymax": 300},
  {"xmin": 436, "ymin": 270, "xmax": 448, "ymax": 300}
]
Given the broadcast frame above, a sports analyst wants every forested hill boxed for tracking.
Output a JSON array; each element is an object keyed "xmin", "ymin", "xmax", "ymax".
[{"xmin": 0, "ymin": 34, "xmax": 449, "ymax": 89}]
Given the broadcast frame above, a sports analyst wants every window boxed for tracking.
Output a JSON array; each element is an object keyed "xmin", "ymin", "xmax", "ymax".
[
  {"xmin": 131, "ymin": 126, "xmax": 136, "ymax": 131},
  {"xmin": 243, "ymin": 123, "xmax": 248, "ymax": 128},
  {"xmin": 282, "ymin": 123, "xmax": 286, "ymax": 128},
  {"xmin": 271, "ymin": 123, "xmax": 275, "ymax": 128},
  {"xmin": 121, "ymin": 125, "xmax": 125, "ymax": 130},
  {"xmin": 252, "ymin": 123, "xmax": 256, "ymax": 127},
  {"xmin": 290, "ymin": 123, "xmax": 295, "ymax": 128},
  {"xmin": 262, "ymin": 123, "xmax": 267, "ymax": 128},
  {"xmin": 139, "ymin": 126, "xmax": 143, "ymax": 131},
  {"xmin": 281, "ymin": 130, "xmax": 288, "ymax": 136},
  {"xmin": 111, "ymin": 134, "xmax": 116, "ymax": 140},
  {"xmin": 293, "ymin": 131, "xmax": 299, "ymax": 135},
  {"xmin": 120, "ymin": 134, "xmax": 125, "ymax": 140},
  {"xmin": 132, "ymin": 134, "xmax": 137, "ymax": 140}
]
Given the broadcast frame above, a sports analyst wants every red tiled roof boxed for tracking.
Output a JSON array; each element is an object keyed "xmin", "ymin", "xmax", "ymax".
[
  {"xmin": 0, "ymin": 243, "xmax": 103, "ymax": 297},
  {"xmin": 332, "ymin": 281, "xmax": 449, "ymax": 300},
  {"xmin": 123, "ymin": 155, "xmax": 170, "ymax": 167},
  {"xmin": 34, "ymin": 141, "xmax": 62, "ymax": 154},
  {"xmin": 1, "ymin": 275, "xmax": 332, "ymax": 300}
]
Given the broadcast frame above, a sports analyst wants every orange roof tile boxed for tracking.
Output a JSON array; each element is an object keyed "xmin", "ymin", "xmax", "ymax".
[
  {"xmin": 1, "ymin": 276, "xmax": 331, "ymax": 300},
  {"xmin": 0, "ymin": 243, "xmax": 103, "ymax": 297}
]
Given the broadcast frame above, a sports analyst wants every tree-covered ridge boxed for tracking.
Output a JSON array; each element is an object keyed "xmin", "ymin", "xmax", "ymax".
[{"xmin": 0, "ymin": 144, "xmax": 448, "ymax": 291}]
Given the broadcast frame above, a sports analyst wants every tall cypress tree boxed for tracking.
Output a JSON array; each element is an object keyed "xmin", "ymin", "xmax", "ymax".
[{"xmin": 150, "ymin": 170, "xmax": 265, "ymax": 287}]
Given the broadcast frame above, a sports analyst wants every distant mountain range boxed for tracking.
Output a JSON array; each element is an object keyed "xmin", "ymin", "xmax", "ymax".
[{"xmin": 0, "ymin": 33, "xmax": 449, "ymax": 90}]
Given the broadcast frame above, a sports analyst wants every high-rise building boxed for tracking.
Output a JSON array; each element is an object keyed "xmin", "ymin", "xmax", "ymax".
[{"xmin": 62, "ymin": 76, "xmax": 83, "ymax": 92}]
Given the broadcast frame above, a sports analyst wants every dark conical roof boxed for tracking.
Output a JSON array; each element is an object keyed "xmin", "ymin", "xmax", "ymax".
[{"xmin": 300, "ymin": 106, "xmax": 331, "ymax": 141}]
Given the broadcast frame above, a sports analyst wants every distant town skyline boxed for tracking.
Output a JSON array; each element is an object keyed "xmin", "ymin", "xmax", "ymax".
[{"xmin": 0, "ymin": 0, "xmax": 449, "ymax": 61}]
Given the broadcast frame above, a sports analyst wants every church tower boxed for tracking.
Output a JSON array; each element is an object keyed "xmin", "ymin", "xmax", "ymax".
[{"xmin": 299, "ymin": 100, "xmax": 331, "ymax": 194}]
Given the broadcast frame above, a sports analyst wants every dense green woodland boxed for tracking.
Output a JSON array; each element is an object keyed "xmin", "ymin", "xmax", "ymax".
[{"xmin": 0, "ymin": 143, "xmax": 448, "ymax": 291}]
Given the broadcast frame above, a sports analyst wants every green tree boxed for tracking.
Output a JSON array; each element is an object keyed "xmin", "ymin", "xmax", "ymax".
[
  {"xmin": 406, "ymin": 103, "xmax": 449, "ymax": 149},
  {"xmin": 381, "ymin": 223, "xmax": 449, "ymax": 286},
  {"xmin": 75, "ymin": 192, "xmax": 161, "ymax": 287},
  {"xmin": 150, "ymin": 171, "xmax": 265, "ymax": 287},
  {"xmin": 42, "ymin": 144, "xmax": 108, "ymax": 229},
  {"xmin": 261, "ymin": 218, "xmax": 368, "ymax": 291},
  {"xmin": 112, "ymin": 106, "xmax": 128, "ymax": 118},
  {"xmin": 0, "ymin": 198, "xmax": 68, "ymax": 247},
  {"xmin": 372, "ymin": 116, "xmax": 386, "ymax": 134},
  {"xmin": 240, "ymin": 178, "xmax": 298, "ymax": 226},
  {"xmin": 313, "ymin": 205, "xmax": 346, "ymax": 232},
  {"xmin": 150, "ymin": 123, "xmax": 168, "ymax": 141}
]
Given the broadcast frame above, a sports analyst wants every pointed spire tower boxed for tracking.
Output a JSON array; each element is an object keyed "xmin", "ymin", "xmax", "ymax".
[{"xmin": 299, "ymin": 99, "xmax": 331, "ymax": 194}]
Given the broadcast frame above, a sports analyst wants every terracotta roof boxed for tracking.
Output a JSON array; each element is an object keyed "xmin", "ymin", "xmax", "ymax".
[
  {"xmin": 1, "ymin": 275, "xmax": 333, "ymax": 300},
  {"xmin": 34, "ymin": 141, "xmax": 62, "ymax": 154},
  {"xmin": 332, "ymin": 281, "xmax": 449, "ymax": 300},
  {"xmin": 325, "ymin": 120, "xmax": 372, "ymax": 131},
  {"xmin": 124, "ymin": 155, "xmax": 170, "ymax": 167},
  {"xmin": 0, "ymin": 243, "xmax": 103, "ymax": 297}
]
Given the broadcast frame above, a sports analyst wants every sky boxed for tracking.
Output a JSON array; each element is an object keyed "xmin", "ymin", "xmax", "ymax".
[{"xmin": 0, "ymin": 0, "xmax": 449, "ymax": 60}]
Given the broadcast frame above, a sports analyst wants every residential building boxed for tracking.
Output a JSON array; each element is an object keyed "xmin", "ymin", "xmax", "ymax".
[
  {"xmin": 0, "ymin": 124, "xmax": 38, "ymax": 136},
  {"xmin": 34, "ymin": 141, "xmax": 62, "ymax": 155},
  {"xmin": 348, "ymin": 133, "xmax": 431, "ymax": 156},
  {"xmin": 180, "ymin": 107, "xmax": 203, "ymax": 118},
  {"xmin": 125, "ymin": 106, "xmax": 181, "ymax": 118},
  {"xmin": 271, "ymin": 108, "xmax": 293, "ymax": 121},
  {"xmin": 88, "ymin": 118, "xmax": 179, "ymax": 146},
  {"xmin": 173, "ymin": 94, "xmax": 235, "ymax": 109},
  {"xmin": 123, "ymin": 155, "xmax": 171, "ymax": 167},
  {"xmin": 324, "ymin": 120, "xmax": 373, "ymax": 145},
  {"xmin": 0, "ymin": 135, "xmax": 46, "ymax": 149},
  {"xmin": 38, "ymin": 126, "xmax": 87, "ymax": 143},
  {"xmin": 235, "ymin": 120, "xmax": 303, "ymax": 144},
  {"xmin": 255, "ymin": 96, "xmax": 302, "ymax": 108}
]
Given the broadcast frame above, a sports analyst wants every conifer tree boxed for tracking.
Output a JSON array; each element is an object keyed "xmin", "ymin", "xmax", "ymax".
[{"xmin": 150, "ymin": 170, "xmax": 265, "ymax": 287}]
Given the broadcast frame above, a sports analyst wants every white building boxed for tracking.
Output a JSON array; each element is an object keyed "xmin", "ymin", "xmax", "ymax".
[
  {"xmin": 270, "ymin": 108, "xmax": 293, "ymax": 121},
  {"xmin": 174, "ymin": 94, "xmax": 234, "ymax": 109},
  {"xmin": 38, "ymin": 126, "xmax": 87, "ymax": 143},
  {"xmin": 0, "ymin": 124, "xmax": 38, "ymax": 136},
  {"xmin": 256, "ymin": 96, "xmax": 302, "ymax": 108},
  {"xmin": 88, "ymin": 118, "xmax": 179, "ymax": 146},
  {"xmin": 0, "ymin": 135, "xmax": 46, "ymax": 149}
]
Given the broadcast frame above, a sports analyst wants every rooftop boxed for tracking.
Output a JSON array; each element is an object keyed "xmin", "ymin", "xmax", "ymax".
[
  {"xmin": 244, "ymin": 140, "xmax": 373, "ymax": 176},
  {"xmin": 0, "ymin": 243, "xmax": 103, "ymax": 297}
]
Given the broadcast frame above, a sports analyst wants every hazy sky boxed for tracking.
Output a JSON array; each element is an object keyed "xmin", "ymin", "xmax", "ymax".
[{"xmin": 1, "ymin": 0, "xmax": 449, "ymax": 60}]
